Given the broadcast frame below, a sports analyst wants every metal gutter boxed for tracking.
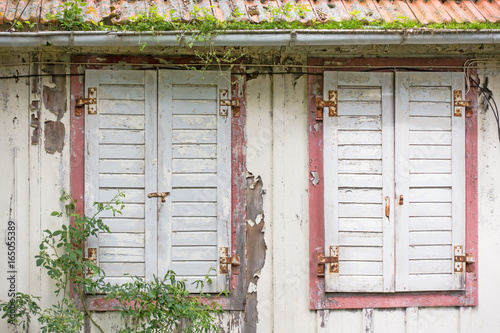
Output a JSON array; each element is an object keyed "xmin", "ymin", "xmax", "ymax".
[{"xmin": 0, "ymin": 30, "xmax": 499, "ymax": 47}]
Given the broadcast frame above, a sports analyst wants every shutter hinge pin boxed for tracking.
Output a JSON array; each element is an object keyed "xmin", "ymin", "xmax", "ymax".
[
  {"xmin": 219, "ymin": 247, "xmax": 240, "ymax": 275},
  {"xmin": 219, "ymin": 89, "xmax": 240, "ymax": 117},
  {"xmin": 453, "ymin": 90, "xmax": 472, "ymax": 117},
  {"xmin": 454, "ymin": 245, "xmax": 475, "ymax": 273},
  {"xmin": 75, "ymin": 87, "xmax": 97, "ymax": 116},
  {"xmin": 317, "ymin": 245, "xmax": 339, "ymax": 276},
  {"xmin": 315, "ymin": 90, "xmax": 337, "ymax": 121},
  {"xmin": 84, "ymin": 247, "xmax": 97, "ymax": 275}
]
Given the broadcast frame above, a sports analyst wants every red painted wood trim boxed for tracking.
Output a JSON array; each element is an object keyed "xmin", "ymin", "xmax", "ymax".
[
  {"xmin": 309, "ymin": 58, "xmax": 478, "ymax": 309},
  {"xmin": 70, "ymin": 56, "xmax": 245, "ymax": 311}
]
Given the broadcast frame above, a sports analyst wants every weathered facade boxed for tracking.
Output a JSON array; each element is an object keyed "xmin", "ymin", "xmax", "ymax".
[{"xmin": 1, "ymin": 2, "xmax": 500, "ymax": 330}]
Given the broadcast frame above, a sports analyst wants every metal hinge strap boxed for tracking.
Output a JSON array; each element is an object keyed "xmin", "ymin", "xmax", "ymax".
[
  {"xmin": 219, "ymin": 89, "xmax": 240, "ymax": 117},
  {"xmin": 85, "ymin": 247, "xmax": 97, "ymax": 275},
  {"xmin": 75, "ymin": 87, "xmax": 97, "ymax": 116},
  {"xmin": 453, "ymin": 90, "xmax": 472, "ymax": 117},
  {"xmin": 316, "ymin": 90, "xmax": 337, "ymax": 120},
  {"xmin": 454, "ymin": 245, "xmax": 475, "ymax": 273},
  {"xmin": 219, "ymin": 247, "xmax": 240, "ymax": 275},
  {"xmin": 317, "ymin": 245, "xmax": 339, "ymax": 276}
]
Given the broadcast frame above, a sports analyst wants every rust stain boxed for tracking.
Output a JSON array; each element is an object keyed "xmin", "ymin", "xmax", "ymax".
[
  {"xmin": 44, "ymin": 120, "xmax": 65, "ymax": 154},
  {"xmin": 245, "ymin": 172, "xmax": 267, "ymax": 333}
]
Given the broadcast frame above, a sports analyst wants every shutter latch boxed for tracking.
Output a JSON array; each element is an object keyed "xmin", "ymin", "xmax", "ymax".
[
  {"xmin": 75, "ymin": 87, "xmax": 97, "ymax": 116},
  {"xmin": 219, "ymin": 89, "xmax": 240, "ymax": 117},
  {"xmin": 317, "ymin": 245, "xmax": 339, "ymax": 276},
  {"xmin": 315, "ymin": 90, "xmax": 337, "ymax": 120},
  {"xmin": 453, "ymin": 90, "xmax": 472, "ymax": 117},
  {"xmin": 219, "ymin": 247, "xmax": 240, "ymax": 275},
  {"xmin": 454, "ymin": 245, "xmax": 475, "ymax": 273},
  {"xmin": 84, "ymin": 247, "xmax": 97, "ymax": 275}
]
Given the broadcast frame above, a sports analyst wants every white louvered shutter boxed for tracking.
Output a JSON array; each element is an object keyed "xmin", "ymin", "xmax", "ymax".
[
  {"xmin": 394, "ymin": 72, "xmax": 465, "ymax": 292},
  {"xmin": 85, "ymin": 70, "xmax": 231, "ymax": 292},
  {"xmin": 157, "ymin": 70, "xmax": 231, "ymax": 292},
  {"xmin": 324, "ymin": 72, "xmax": 395, "ymax": 293}
]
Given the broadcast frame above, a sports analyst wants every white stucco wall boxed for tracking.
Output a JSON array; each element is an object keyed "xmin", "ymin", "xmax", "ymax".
[{"xmin": 1, "ymin": 52, "xmax": 499, "ymax": 333}]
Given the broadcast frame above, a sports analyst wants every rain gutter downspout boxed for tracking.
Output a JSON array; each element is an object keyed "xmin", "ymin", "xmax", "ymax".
[{"xmin": 0, "ymin": 30, "xmax": 499, "ymax": 47}]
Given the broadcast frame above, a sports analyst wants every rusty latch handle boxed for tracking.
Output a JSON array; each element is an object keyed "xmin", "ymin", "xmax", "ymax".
[
  {"xmin": 385, "ymin": 196, "xmax": 390, "ymax": 218},
  {"xmin": 147, "ymin": 192, "xmax": 169, "ymax": 203}
]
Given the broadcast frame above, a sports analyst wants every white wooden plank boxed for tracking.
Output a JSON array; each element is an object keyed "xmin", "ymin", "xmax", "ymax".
[
  {"xmin": 338, "ymin": 102, "xmax": 382, "ymax": 116},
  {"xmin": 409, "ymin": 160, "xmax": 451, "ymax": 174},
  {"xmin": 99, "ymin": 70, "xmax": 145, "ymax": 85},
  {"xmin": 409, "ymin": 145, "xmax": 452, "ymax": 159},
  {"xmin": 172, "ymin": 202, "xmax": 217, "ymax": 217},
  {"xmin": 339, "ymin": 204, "xmax": 382, "ymax": 218},
  {"xmin": 339, "ymin": 88, "xmax": 381, "ymax": 102},
  {"xmin": 409, "ymin": 131, "xmax": 451, "ymax": 145},
  {"xmin": 408, "ymin": 274, "xmax": 459, "ymax": 291},
  {"xmin": 171, "ymin": 188, "xmax": 217, "ymax": 202},
  {"xmin": 100, "ymin": 145, "xmax": 144, "ymax": 159},
  {"xmin": 101, "ymin": 218, "xmax": 144, "ymax": 233},
  {"xmin": 172, "ymin": 85, "xmax": 217, "ymax": 100},
  {"xmin": 409, "ymin": 259, "xmax": 452, "ymax": 274},
  {"xmin": 338, "ymin": 160, "xmax": 382, "ymax": 174},
  {"xmin": 338, "ymin": 218, "xmax": 383, "ymax": 232},
  {"xmin": 409, "ymin": 188, "xmax": 452, "ymax": 202},
  {"xmin": 172, "ymin": 130, "xmax": 217, "ymax": 144},
  {"xmin": 172, "ymin": 100, "xmax": 217, "ymax": 115},
  {"xmin": 172, "ymin": 231, "xmax": 217, "ymax": 245},
  {"xmin": 100, "ymin": 115, "xmax": 145, "ymax": 130},
  {"xmin": 184, "ymin": 277, "xmax": 218, "ymax": 293},
  {"xmin": 172, "ymin": 144, "xmax": 217, "ymax": 158},
  {"xmin": 99, "ymin": 174, "xmax": 145, "ymax": 188},
  {"xmin": 409, "ymin": 202, "xmax": 452, "ymax": 217},
  {"xmin": 409, "ymin": 116, "xmax": 451, "ymax": 131},
  {"xmin": 99, "ymin": 233, "xmax": 145, "ymax": 247},
  {"xmin": 338, "ymin": 174, "xmax": 383, "ymax": 188},
  {"xmin": 409, "ymin": 101, "xmax": 451, "ymax": 117},
  {"xmin": 171, "ymin": 217, "xmax": 218, "ymax": 231},
  {"xmin": 409, "ymin": 245, "xmax": 452, "ymax": 259},
  {"xmin": 409, "ymin": 217, "xmax": 452, "ymax": 231},
  {"xmin": 338, "ymin": 72, "xmax": 383, "ymax": 86},
  {"xmin": 171, "ymin": 174, "xmax": 217, "ymax": 187},
  {"xmin": 338, "ymin": 189, "xmax": 382, "ymax": 204},
  {"xmin": 409, "ymin": 174, "xmax": 452, "ymax": 187},
  {"xmin": 100, "ymin": 203, "xmax": 144, "ymax": 218},
  {"xmin": 100, "ymin": 129, "xmax": 145, "ymax": 144},
  {"xmin": 172, "ymin": 246, "xmax": 218, "ymax": 261},
  {"xmin": 172, "ymin": 115, "xmax": 217, "ymax": 129},
  {"xmin": 338, "ymin": 116, "xmax": 381, "ymax": 131},
  {"xmin": 103, "ymin": 277, "xmax": 136, "ymax": 286},
  {"xmin": 338, "ymin": 130, "xmax": 382, "ymax": 145},
  {"xmin": 335, "ymin": 277, "xmax": 384, "ymax": 292},
  {"xmin": 338, "ymin": 145, "xmax": 382, "ymax": 159},
  {"xmin": 409, "ymin": 231, "xmax": 452, "ymax": 245},
  {"xmin": 99, "ymin": 85, "xmax": 144, "ymax": 100},
  {"xmin": 100, "ymin": 189, "xmax": 144, "ymax": 203},
  {"xmin": 100, "ymin": 248, "xmax": 144, "ymax": 262},
  {"xmin": 172, "ymin": 158, "xmax": 217, "ymax": 173},
  {"xmin": 372, "ymin": 309, "xmax": 407, "ymax": 333},
  {"xmin": 409, "ymin": 86, "xmax": 451, "ymax": 102},
  {"xmin": 99, "ymin": 159, "xmax": 145, "ymax": 174},
  {"xmin": 170, "ymin": 261, "xmax": 217, "ymax": 276},
  {"xmin": 101, "ymin": 262, "xmax": 144, "ymax": 277},
  {"xmin": 339, "ymin": 261, "xmax": 383, "ymax": 275},
  {"xmin": 339, "ymin": 232, "xmax": 383, "ymax": 246},
  {"xmin": 340, "ymin": 247, "xmax": 383, "ymax": 261},
  {"xmin": 100, "ymin": 100, "xmax": 145, "ymax": 115}
]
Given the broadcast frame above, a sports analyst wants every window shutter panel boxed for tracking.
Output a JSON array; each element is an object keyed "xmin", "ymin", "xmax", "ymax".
[
  {"xmin": 85, "ymin": 70, "xmax": 158, "ymax": 285},
  {"xmin": 324, "ymin": 72, "xmax": 395, "ymax": 292},
  {"xmin": 157, "ymin": 70, "xmax": 231, "ymax": 292},
  {"xmin": 395, "ymin": 72, "xmax": 465, "ymax": 292}
]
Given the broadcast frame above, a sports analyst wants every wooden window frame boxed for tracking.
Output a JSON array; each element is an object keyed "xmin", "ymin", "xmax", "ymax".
[
  {"xmin": 70, "ymin": 56, "xmax": 247, "ymax": 311},
  {"xmin": 308, "ymin": 58, "xmax": 478, "ymax": 309}
]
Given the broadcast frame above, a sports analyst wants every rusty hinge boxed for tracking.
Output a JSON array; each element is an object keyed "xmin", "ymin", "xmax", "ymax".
[
  {"xmin": 147, "ymin": 191, "xmax": 169, "ymax": 203},
  {"xmin": 316, "ymin": 90, "xmax": 337, "ymax": 120},
  {"xmin": 317, "ymin": 245, "xmax": 339, "ymax": 276},
  {"xmin": 453, "ymin": 90, "xmax": 472, "ymax": 118},
  {"xmin": 219, "ymin": 247, "xmax": 240, "ymax": 275},
  {"xmin": 454, "ymin": 245, "xmax": 475, "ymax": 273},
  {"xmin": 75, "ymin": 87, "xmax": 97, "ymax": 116},
  {"xmin": 85, "ymin": 247, "xmax": 97, "ymax": 275},
  {"xmin": 219, "ymin": 89, "xmax": 240, "ymax": 117}
]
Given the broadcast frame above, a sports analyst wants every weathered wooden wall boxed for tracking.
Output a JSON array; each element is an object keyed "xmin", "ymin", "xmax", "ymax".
[{"xmin": 1, "ymin": 51, "xmax": 499, "ymax": 332}]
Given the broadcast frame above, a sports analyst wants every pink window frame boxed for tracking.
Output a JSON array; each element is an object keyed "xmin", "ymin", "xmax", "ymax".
[
  {"xmin": 69, "ymin": 56, "xmax": 247, "ymax": 311},
  {"xmin": 308, "ymin": 58, "xmax": 478, "ymax": 309}
]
